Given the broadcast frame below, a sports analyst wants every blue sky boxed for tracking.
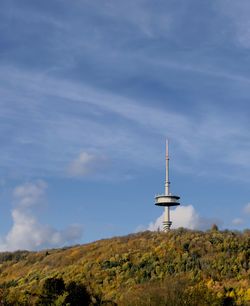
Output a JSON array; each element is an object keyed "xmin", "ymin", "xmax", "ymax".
[{"xmin": 1, "ymin": 0, "xmax": 250, "ymax": 250}]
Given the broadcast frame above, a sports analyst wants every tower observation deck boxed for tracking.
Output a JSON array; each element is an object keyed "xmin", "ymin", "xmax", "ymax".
[{"xmin": 155, "ymin": 140, "xmax": 180, "ymax": 231}]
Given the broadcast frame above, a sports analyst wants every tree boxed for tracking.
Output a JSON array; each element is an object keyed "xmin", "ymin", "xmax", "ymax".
[
  {"xmin": 36, "ymin": 277, "xmax": 65, "ymax": 305},
  {"xmin": 64, "ymin": 281, "xmax": 91, "ymax": 306},
  {"xmin": 211, "ymin": 224, "xmax": 219, "ymax": 232}
]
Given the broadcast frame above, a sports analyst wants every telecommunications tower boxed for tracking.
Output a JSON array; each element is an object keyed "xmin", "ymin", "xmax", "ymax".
[{"xmin": 155, "ymin": 140, "xmax": 180, "ymax": 231}]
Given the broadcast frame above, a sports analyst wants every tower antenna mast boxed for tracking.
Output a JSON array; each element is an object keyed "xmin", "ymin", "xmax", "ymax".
[{"xmin": 165, "ymin": 139, "xmax": 170, "ymax": 195}]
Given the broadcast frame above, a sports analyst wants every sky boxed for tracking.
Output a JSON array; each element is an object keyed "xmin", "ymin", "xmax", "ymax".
[{"xmin": 1, "ymin": 0, "xmax": 250, "ymax": 250}]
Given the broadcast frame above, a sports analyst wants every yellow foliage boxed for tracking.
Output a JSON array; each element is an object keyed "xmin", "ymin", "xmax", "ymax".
[
  {"xmin": 246, "ymin": 288, "xmax": 250, "ymax": 301},
  {"xmin": 0, "ymin": 230, "xmax": 248, "ymax": 304}
]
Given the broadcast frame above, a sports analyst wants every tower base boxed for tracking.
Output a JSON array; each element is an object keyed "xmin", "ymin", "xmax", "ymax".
[{"xmin": 163, "ymin": 220, "xmax": 172, "ymax": 231}]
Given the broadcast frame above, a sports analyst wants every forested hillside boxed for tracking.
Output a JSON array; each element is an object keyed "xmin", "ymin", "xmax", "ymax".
[{"xmin": 0, "ymin": 228, "xmax": 249, "ymax": 305}]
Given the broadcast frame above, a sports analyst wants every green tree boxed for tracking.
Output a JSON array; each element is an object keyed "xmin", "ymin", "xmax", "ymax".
[
  {"xmin": 64, "ymin": 281, "xmax": 91, "ymax": 306},
  {"xmin": 36, "ymin": 277, "xmax": 65, "ymax": 305}
]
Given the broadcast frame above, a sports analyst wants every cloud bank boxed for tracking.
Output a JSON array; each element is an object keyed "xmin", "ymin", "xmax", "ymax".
[
  {"xmin": 0, "ymin": 181, "xmax": 82, "ymax": 251},
  {"xmin": 148, "ymin": 205, "xmax": 220, "ymax": 231}
]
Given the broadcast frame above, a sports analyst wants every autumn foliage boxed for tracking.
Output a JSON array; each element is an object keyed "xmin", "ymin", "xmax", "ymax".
[{"xmin": 0, "ymin": 229, "xmax": 249, "ymax": 305}]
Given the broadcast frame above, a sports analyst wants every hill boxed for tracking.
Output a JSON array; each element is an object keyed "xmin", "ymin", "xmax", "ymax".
[{"xmin": 0, "ymin": 229, "xmax": 249, "ymax": 305}]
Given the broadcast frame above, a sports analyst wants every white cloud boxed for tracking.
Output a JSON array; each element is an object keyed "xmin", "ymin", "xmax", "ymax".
[
  {"xmin": 148, "ymin": 205, "xmax": 219, "ymax": 231},
  {"xmin": 68, "ymin": 152, "xmax": 96, "ymax": 177},
  {"xmin": 0, "ymin": 181, "xmax": 82, "ymax": 251},
  {"xmin": 13, "ymin": 180, "xmax": 47, "ymax": 207},
  {"xmin": 244, "ymin": 203, "xmax": 250, "ymax": 214},
  {"xmin": 171, "ymin": 205, "xmax": 201, "ymax": 229},
  {"xmin": 232, "ymin": 218, "xmax": 244, "ymax": 226}
]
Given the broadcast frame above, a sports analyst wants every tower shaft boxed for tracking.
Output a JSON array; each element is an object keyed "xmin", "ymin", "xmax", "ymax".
[
  {"xmin": 163, "ymin": 207, "xmax": 172, "ymax": 231},
  {"xmin": 164, "ymin": 140, "xmax": 171, "ymax": 231}
]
